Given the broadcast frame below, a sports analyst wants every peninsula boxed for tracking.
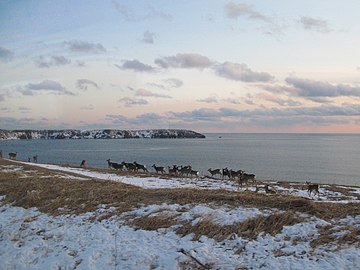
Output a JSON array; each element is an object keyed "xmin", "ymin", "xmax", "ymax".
[{"xmin": 0, "ymin": 129, "xmax": 206, "ymax": 140}]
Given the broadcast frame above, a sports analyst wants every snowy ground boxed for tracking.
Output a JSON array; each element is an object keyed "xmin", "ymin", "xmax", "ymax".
[{"xmin": 1, "ymin": 160, "xmax": 360, "ymax": 269}]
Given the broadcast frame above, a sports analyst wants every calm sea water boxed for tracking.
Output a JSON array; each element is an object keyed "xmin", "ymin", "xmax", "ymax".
[{"xmin": 1, "ymin": 133, "xmax": 360, "ymax": 186}]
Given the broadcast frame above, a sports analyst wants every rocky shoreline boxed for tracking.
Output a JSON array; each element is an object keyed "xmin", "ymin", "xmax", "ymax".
[{"xmin": 0, "ymin": 129, "xmax": 206, "ymax": 140}]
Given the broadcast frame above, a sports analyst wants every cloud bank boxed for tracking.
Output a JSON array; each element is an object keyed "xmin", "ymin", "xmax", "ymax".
[
  {"xmin": 299, "ymin": 16, "xmax": 332, "ymax": 33},
  {"xmin": 35, "ymin": 55, "xmax": 71, "ymax": 68},
  {"xmin": 64, "ymin": 40, "xmax": 106, "ymax": 53},
  {"xmin": 141, "ymin": 30, "xmax": 155, "ymax": 44},
  {"xmin": 225, "ymin": 2, "xmax": 270, "ymax": 22},
  {"xmin": 155, "ymin": 53, "xmax": 213, "ymax": 69},
  {"xmin": 76, "ymin": 79, "xmax": 99, "ymax": 90},
  {"xmin": 116, "ymin": 59, "xmax": 155, "ymax": 72},
  {"xmin": 215, "ymin": 62, "xmax": 274, "ymax": 82},
  {"xmin": 0, "ymin": 46, "xmax": 14, "ymax": 62},
  {"xmin": 22, "ymin": 80, "xmax": 74, "ymax": 96},
  {"xmin": 154, "ymin": 53, "xmax": 273, "ymax": 83},
  {"xmin": 118, "ymin": 97, "xmax": 148, "ymax": 107},
  {"xmin": 135, "ymin": 89, "xmax": 172, "ymax": 98},
  {"xmin": 112, "ymin": 1, "xmax": 172, "ymax": 22},
  {"xmin": 285, "ymin": 77, "xmax": 360, "ymax": 97}
]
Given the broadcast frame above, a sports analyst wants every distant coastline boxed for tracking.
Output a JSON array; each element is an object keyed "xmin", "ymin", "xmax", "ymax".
[{"xmin": 0, "ymin": 129, "xmax": 206, "ymax": 140}]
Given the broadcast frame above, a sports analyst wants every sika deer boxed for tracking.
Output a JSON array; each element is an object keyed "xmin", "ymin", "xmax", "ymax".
[
  {"xmin": 229, "ymin": 169, "xmax": 243, "ymax": 180},
  {"xmin": 168, "ymin": 166, "xmax": 178, "ymax": 175},
  {"xmin": 152, "ymin": 164, "xmax": 165, "ymax": 174},
  {"xmin": 208, "ymin": 168, "xmax": 222, "ymax": 178},
  {"xmin": 190, "ymin": 170, "xmax": 200, "ymax": 178},
  {"xmin": 241, "ymin": 172, "xmax": 256, "ymax": 186},
  {"xmin": 107, "ymin": 159, "xmax": 124, "ymax": 170},
  {"xmin": 179, "ymin": 165, "xmax": 192, "ymax": 177},
  {"xmin": 8, "ymin": 152, "xmax": 17, "ymax": 160},
  {"xmin": 306, "ymin": 182, "xmax": 320, "ymax": 196},
  {"xmin": 265, "ymin": 185, "xmax": 276, "ymax": 194},
  {"xmin": 134, "ymin": 161, "xmax": 148, "ymax": 173},
  {"xmin": 222, "ymin": 168, "xmax": 231, "ymax": 180},
  {"xmin": 255, "ymin": 184, "xmax": 276, "ymax": 194},
  {"xmin": 122, "ymin": 162, "xmax": 137, "ymax": 172}
]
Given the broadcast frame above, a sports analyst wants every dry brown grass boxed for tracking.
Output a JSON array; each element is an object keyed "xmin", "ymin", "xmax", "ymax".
[
  {"xmin": 1, "ymin": 159, "xmax": 360, "ymax": 221},
  {"xmin": 130, "ymin": 215, "xmax": 178, "ymax": 231},
  {"xmin": 177, "ymin": 216, "xmax": 225, "ymax": 241},
  {"xmin": 0, "ymin": 159, "xmax": 141, "ymax": 215},
  {"xmin": 178, "ymin": 260, "xmax": 211, "ymax": 270},
  {"xmin": 273, "ymin": 250, "xmax": 297, "ymax": 257},
  {"xmin": 339, "ymin": 227, "xmax": 360, "ymax": 245},
  {"xmin": 177, "ymin": 211, "xmax": 303, "ymax": 241},
  {"xmin": 238, "ymin": 211, "xmax": 303, "ymax": 238},
  {"xmin": 310, "ymin": 224, "xmax": 360, "ymax": 250}
]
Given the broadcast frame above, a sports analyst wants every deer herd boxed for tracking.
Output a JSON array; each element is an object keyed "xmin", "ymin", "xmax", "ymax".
[
  {"xmin": 106, "ymin": 159, "xmax": 320, "ymax": 196},
  {"xmin": 0, "ymin": 151, "xmax": 320, "ymax": 196},
  {"xmin": 107, "ymin": 159, "xmax": 261, "ymax": 190}
]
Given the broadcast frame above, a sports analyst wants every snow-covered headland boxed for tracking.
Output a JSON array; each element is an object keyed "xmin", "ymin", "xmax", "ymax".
[
  {"xmin": 0, "ymin": 129, "xmax": 206, "ymax": 140},
  {"xmin": 1, "ymin": 158, "xmax": 359, "ymax": 269}
]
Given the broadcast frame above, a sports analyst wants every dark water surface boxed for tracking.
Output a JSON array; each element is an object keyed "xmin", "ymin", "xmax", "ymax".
[{"xmin": 1, "ymin": 133, "xmax": 360, "ymax": 185}]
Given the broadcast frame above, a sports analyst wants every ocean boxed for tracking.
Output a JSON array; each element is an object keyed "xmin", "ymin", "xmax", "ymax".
[{"xmin": 1, "ymin": 133, "xmax": 360, "ymax": 186}]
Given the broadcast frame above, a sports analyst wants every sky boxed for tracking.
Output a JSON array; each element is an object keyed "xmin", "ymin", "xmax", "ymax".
[{"xmin": 0, "ymin": 0, "xmax": 360, "ymax": 133}]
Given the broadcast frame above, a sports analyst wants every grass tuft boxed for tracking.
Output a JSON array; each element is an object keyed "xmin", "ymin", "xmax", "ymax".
[
  {"xmin": 311, "ymin": 225, "xmax": 360, "ymax": 250},
  {"xmin": 130, "ymin": 215, "xmax": 178, "ymax": 231}
]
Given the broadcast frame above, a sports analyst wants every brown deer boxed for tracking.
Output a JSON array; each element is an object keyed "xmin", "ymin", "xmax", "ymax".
[
  {"xmin": 122, "ymin": 162, "xmax": 137, "ymax": 172},
  {"xmin": 179, "ymin": 165, "xmax": 192, "ymax": 177},
  {"xmin": 190, "ymin": 169, "xmax": 200, "ymax": 178},
  {"xmin": 152, "ymin": 164, "xmax": 165, "ymax": 174},
  {"xmin": 168, "ymin": 166, "xmax": 178, "ymax": 176},
  {"xmin": 107, "ymin": 159, "xmax": 124, "ymax": 170},
  {"xmin": 255, "ymin": 184, "xmax": 276, "ymax": 194},
  {"xmin": 208, "ymin": 168, "xmax": 222, "ymax": 178},
  {"xmin": 134, "ymin": 161, "xmax": 148, "ymax": 173},
  {"xmin": 265, "ymin": 184, "xmax": 276, "ymax": 194},
  {"xmin": 221, "ymin": 167, "xmax": 231, "ymax": 180},
  {"xmin": 241, "ymin": 172, "xmax": 255, "ymax": 186},
  {"xmin": 9, "ymin": 152, "xmax": 17, "ymax": 160},
  {"xmin": 306, "ymin": 182, "xmax": 320, "ymax": 196}
]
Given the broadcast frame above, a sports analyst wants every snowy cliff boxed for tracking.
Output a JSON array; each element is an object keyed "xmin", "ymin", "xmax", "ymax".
[{"xmin": 0, "ymin": 129, "xmax": 206, "ymax": 140}]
